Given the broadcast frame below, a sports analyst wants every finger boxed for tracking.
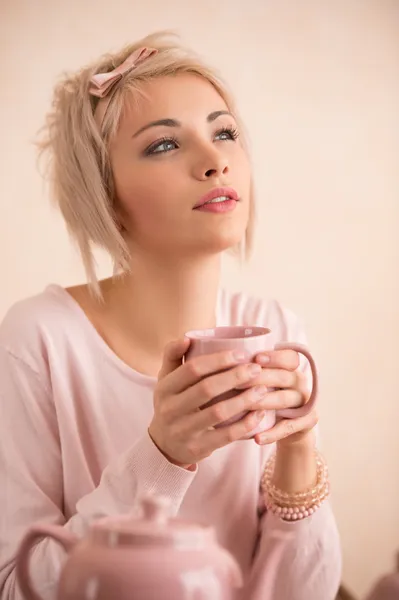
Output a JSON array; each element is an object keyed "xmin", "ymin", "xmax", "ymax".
[
  {"xmin": 184, "ymin": 385, "xmax": 268, "ymax": 431},
  {"xmin": 205, "ymin": 409, "xmax": 268, "ymax": 451},
  {"xmin": 254, "ymin": 349, "xmax": 300, "ymax": 370},
  {"xmin": 158, "ymin": 338, "xmax": 191, "ymax": 380},
  {"xmin": 191, "ymin": 387, "xmax": 303, "ymax": 432},
  {"xmin": 235, "ymin": 367, "xmax": 298, "ymax": 390},
  {"xmin": 160, "ymin": 349, "xmax": 252, "ymax": 395},
  {"xmin": 295, "ymin": 371, "xmax": 310, "ymax": 403},
  {"xmin": 180, "ymin": 362, "xmax": 262, "ymax": 412},
  {"xmin": 254, "ymin": 410, "xmax": 319, "ymax": 445},
  {"xmin": 256, "ymin": 388, "xmax": 303, "ymax": 411}
]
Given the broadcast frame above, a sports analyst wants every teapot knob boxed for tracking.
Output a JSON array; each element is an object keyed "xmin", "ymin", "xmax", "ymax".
[{"xmin": 141, "ymin": 495, "xmax": 172, "ymax": 524}]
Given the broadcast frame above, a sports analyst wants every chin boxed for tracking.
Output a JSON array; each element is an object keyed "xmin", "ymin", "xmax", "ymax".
[
  {"xmin": 188, "ymin": 201, "xmax": 250, "ymax": 254},
  {"xmin": 196, "ymin": 230, "xmax": 246, "ymax": 256},
  {"xmin": 179, "ymin": 214, "xmax": 249, "ymax": 257}
]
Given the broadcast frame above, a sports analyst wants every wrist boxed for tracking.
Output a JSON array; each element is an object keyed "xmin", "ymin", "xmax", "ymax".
[
  {"xmin": 273, "ymin": 431, "xmax": 318, "ymax": 493},
  {"xmin": 261, "ymin": 448, "xmax": 330, "ymax": 521},
  {"xmin": 168, "ymin": 458, "xmax": 196, "ymax": 471},
  {"xmin": 148, "ymin": 428, "xmax": 195, "ymax": 471},
  {"xmin": 276, "ymin": 429, "xmax": 315, "ymax": 452}
]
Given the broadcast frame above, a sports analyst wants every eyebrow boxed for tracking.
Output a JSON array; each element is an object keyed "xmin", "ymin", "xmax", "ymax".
[{"xmin": 132, "ymin": 110, "xmax": 233, "ymax": 138}]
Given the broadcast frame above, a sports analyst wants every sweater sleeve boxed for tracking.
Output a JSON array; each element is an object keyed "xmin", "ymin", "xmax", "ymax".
[
  {"xmin": 0, "ymin": 347, "xmax": 196, "ymax": 600},
  {"xmin": 244, "ymin": 501, "xmax": 342, "ymax": 600}
]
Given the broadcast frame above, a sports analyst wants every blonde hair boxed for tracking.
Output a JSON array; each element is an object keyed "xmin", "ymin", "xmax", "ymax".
[{"xmin": 38, "ymin": 31, "xmax": 255, "ymax": 296}]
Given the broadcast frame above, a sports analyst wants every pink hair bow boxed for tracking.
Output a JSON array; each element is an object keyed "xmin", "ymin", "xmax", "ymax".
[{"xmin": 89, "ymin": 46, "xmax": 158, "ymax": 99}]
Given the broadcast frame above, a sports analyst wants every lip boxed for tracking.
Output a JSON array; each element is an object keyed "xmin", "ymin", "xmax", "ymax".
[{"xmin": 193, "ymin": 187, "xmax": 239, "ymax": 209}]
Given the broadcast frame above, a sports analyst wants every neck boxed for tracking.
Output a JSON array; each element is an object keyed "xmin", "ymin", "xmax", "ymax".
[{"xmin": 103, "ymin": 252, "xmax": 221, "ymax": 358}]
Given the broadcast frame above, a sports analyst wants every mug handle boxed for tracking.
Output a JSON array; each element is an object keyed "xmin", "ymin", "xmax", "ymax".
[
  {"xmin": 274, "ymin": 342, "xmax": 318, "ymax": 419},
  {"xmin": 16, "ymin": 524, "xmax": 78, "ymax": 600}
]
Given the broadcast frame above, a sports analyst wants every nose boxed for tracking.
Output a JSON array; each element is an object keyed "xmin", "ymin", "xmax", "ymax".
[{"xmin": 192, "ymin": 143, "xmax": 230, "ymax": 181}]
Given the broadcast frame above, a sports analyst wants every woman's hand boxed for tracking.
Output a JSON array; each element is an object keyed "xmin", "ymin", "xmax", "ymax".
[
  {"xmin": 148, "ymin": 338, "xmax": 269, "ymax": 468},
  {"xmin": 247, "ymin": 349, "xmax": 319, "ymax": 493},
  {"xmin": 246, "ymin": 349, "xmax": 318, "ymax": 447}
]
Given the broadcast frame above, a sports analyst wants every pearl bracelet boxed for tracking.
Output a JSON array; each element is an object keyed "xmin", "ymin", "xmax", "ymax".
[{"xmin": 260, "ymin": 449, "xmax": 330, "ymax": 521}]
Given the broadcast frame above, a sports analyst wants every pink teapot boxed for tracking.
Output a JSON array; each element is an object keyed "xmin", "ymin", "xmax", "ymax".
[{"xmin": 16, "ymin": 495, "xmax": 243, "ymax": 600}]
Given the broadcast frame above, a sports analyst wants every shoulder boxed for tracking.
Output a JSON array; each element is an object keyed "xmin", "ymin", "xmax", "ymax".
[
  {"xmin": 0, "ymin": 285, "xmax": 79, "ymax": 372},
  {"xmin": 218, "ymin": 288, "xmax": 308, "ymax": 344}
]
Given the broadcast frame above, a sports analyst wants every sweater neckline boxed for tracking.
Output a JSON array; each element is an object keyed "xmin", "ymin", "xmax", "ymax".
[{"xmin": 46, "ymin": 284, "xmax": 223, "ymax": 388}]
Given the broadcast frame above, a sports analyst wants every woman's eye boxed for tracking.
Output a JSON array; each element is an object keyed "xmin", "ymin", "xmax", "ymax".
[
  {"xmin": 215, "ymin": 127, "xmax": 240, "ymax": 142},
  {"xmin": 144, "ymin": 127, "xmax": 239, "ymax": 156},
  {"xmin": 145, "ymin": 138, "xmax": 178, "ymax": 155}
]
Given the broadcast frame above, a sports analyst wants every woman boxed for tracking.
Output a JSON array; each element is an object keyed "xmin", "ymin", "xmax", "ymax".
[{"xmin": 0, "ymin": 32, "xmax": 341, "ymax": 599}]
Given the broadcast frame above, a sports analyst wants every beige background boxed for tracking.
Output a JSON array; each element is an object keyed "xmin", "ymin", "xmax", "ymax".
[{"xmin": 1, "ymin": 0, "xmax": 398, "ymax": 597}]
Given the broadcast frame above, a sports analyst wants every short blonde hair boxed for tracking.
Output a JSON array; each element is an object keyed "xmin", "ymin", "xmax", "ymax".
[{"xmin": 38, "ymin": 31, "xmax": 255, "ymax": 295}]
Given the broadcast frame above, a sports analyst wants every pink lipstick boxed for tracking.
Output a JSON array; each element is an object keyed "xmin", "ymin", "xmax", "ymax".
[{"xmin": 193, "ymin": 187, "xmax": 239, "ymax": 213}]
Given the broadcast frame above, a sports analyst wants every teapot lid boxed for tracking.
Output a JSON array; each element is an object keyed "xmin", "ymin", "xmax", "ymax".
[{"xmin": 89, "ymin": 495, "xmax": 215, "ymax": 549}]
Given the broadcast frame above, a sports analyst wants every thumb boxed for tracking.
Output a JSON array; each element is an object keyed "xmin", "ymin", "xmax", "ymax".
[{"xmin": 158, "ymin": 337, "xmax": 191, "ymax": 380}]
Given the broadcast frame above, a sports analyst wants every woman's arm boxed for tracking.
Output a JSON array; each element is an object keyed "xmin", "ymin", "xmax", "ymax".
[
  {"xmin": 242, "ymin": 319, "xmax": 342, "ymax": 600},
  {"xmin": 245, "ymin": 492, "xmax": 341, "ymax": 600},
  {"xmin": 243, "ymin": 435, "xmax": 341, "ymax": 600},
  {"xmin": 0, "ymin": 348, "xmax": 196, "ymax": 600}
]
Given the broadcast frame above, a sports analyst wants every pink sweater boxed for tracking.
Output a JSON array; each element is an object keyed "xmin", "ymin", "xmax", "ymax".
[{"xmin": 0, "ymin": 285, "xmax": 341, "ymax": 599}]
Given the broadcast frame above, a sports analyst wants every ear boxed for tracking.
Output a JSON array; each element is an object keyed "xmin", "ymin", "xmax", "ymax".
[{"xmin": 113, "ymin": 201, "xmax": 129, "ymax": 234}]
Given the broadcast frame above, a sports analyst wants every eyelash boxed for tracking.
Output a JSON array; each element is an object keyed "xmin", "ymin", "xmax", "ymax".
[{"xmin": 144, "ymin": 126, "xmax": 240, "ymax": 156}]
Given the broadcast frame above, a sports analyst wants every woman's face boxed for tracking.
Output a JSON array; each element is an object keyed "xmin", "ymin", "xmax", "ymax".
[{"xmin": 110, "ymin": 73, "xmax": 251, "ymax": 259}]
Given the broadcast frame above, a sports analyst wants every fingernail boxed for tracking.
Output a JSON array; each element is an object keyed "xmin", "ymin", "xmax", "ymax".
[
  {"xmin": 257, "ymin": 354, "xmax": 270, "ymax": 365},
  {"xmin": 255, "ymin": 410, "xmax": 266, "ymax": 420},
  {"xmin": 233, "ymin": 351, "xmax": 248, "ymax": 361},
  {"xmin": 248, "ymin": 364, "xmax": 262, "ymax": 376},
  {"xmin": 253, "ymin": 385, "xmax": 267, "ymax": 398}
]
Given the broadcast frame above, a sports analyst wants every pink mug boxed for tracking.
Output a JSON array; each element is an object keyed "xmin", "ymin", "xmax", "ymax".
[{"xmin": 185, "ymin": 326, "xmax": 318, "ymax": 439}]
